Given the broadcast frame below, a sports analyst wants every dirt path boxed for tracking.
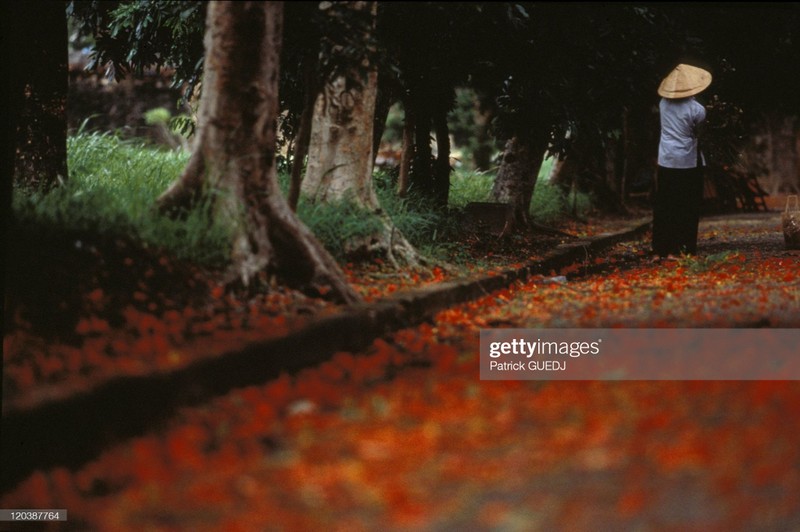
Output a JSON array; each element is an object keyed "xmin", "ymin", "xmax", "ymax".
[{"xmin": 2, "ymin": 211, "xmax": 799, "ymax": 530}]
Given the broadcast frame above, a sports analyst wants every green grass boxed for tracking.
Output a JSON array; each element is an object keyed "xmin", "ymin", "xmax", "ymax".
[
  {"xmin": 676, "ymin": 250, "xmax": 739, "ymax": 273},
  {"xmin": 530, "ymin": 181, "xmax": 593, "ymax": 225},
  {"xmin": 13, "ymin": 132, "xmax": 450, "ymax": 266},
  {"xmin": 448, "ymin": 163, "xmax": 592, "ymax": 225},
  {"xmin": 12, "ymin": 133, "xmax": 593, "ymax": 269},
  {"xmin": 295, "ymin": 198, "xmax": 385, "ymax": 261},
  {"xmin": 375, "ymin": 184, "xmax": 455, "ymax": 261},
  {"xmin": 448, "ymin": 170, "xmax": 495, "ymax": 207},
  {"xmin": 295, "ymin": 175, "xmax": 448, "ymax": 262},
  {"xmin": 13, "ymin": 131, "xmax": 231, "ymax": 267}
]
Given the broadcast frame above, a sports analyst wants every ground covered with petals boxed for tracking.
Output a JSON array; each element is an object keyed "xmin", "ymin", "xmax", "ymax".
[
  {"xmin": 3, "ymin": 207, "xmax": 799, "ymax": 529},
  {"xmin": 3, "ymin": 211, "xmax": 621, "ymax": 404}
]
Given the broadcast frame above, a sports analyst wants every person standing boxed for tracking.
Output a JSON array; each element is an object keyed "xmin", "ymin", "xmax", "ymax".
[{"xmin": 653, "ymin": 63, "xmax": 712, "ymax": 259}]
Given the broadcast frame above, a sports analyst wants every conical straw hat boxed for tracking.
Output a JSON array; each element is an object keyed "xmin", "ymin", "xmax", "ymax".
[{"xmin": 658, "ymin": 64, "xmax": 712, "ymax": 99}]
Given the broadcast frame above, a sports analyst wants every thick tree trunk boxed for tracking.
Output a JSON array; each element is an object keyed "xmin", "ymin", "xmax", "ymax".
[
  {"xmin": 157, "ymin": 1, "xmax": 358, "ymax": 304},
  {"xmin": 397, "ymin": 106, "xmax": 414, "ymax": 197},
  {"xmin": 302, "ymin": 1, "xmax": 420, "ymax": 266},
  {"xmin": 302, "ymin": 70, "xmax": 379, "ymax": 203},
  {"xmin": 491, "ymin": 136, "xmax": 546, "ymax": 232},
  {"xmin": 12, "ymin": 0, "xmax": 68, "ymax": 191}
]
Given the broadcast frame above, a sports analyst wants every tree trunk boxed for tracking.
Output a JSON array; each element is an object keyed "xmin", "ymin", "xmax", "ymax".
[
  {"xmin": 397, "ymin": 105, "xmax": 414, "ymax": 197},
  {"xmin": 302, "ymin": 1, "xmax": 420, "ymax": 266},
  {"xmin": 491, "ymin": 136, "xmax": 545, "ymax": 232},
  {"xmin": 12, "ymin": 0, "xmax": 68, "ymax": 191},
  {"xmin": 157, "ymin": 1, "xmax": 358, "ymax": 304},
  {"xmin": 767, "ymin": 113, "xmax": 799, "ymax": 194},
  {"xmin": 2, "ymin": 0, "xmax": 18, "ymax": 251},
  {"xmin": 620, "ymin": 107, "xmax": 631, "ymax": 206},
  {"xmin": 372, "ymin": 75, "xmax": 394, "ymax": 166},
  {"xmin": 433, "ymin": 106, "xmax": 451, "ymax": 208},
  {"xmin": 410, "ymin": 94, "xmax": 433, "ymax": 198},
  {"xmin": 603, "ymin": 139, "xmax": 629, "ymax": 215},
  {"xmin": 473, "ymin": 106, "xmax": 495, "ymax": 172},
  {"xmin": 303, "ymin": 69, "xmax": 378, "ymax": 203},
  {"xmin": 548, "ymin": 156, "xmax": 565, "ymax": 182},
  {"xmin": 287, "ymin": 58, "xmax": 317, "ymax": 211},
  {"xmin": 796, "ymin": 125, "xmax": 800, "ymax": 192}
]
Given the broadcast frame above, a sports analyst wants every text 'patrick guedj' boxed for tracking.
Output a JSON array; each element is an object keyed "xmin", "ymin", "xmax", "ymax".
[{"xmin": 487, "ymin": 338, "xmax": 602, "ymax": 371}]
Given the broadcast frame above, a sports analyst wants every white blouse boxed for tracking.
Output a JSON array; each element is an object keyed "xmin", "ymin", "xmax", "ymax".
[{"xmin": 657, "ymin": 97, "xmax": 706, "ymax": 169}]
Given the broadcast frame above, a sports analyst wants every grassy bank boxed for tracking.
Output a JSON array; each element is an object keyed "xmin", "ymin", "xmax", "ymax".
[{"xmin": 12, "ymin": 133, "xmax": 592, "ymax": 267}]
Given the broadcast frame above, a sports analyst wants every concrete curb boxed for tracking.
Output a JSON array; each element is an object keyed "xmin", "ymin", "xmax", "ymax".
[{"xmin": 1, "ymin": 219, "xmax": 651, "ymax": 492}]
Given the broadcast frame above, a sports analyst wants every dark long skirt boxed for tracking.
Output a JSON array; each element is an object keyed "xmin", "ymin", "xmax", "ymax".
[{"xmin": 652, "ymin": 165, "xmax": 704, "ymax": 257}]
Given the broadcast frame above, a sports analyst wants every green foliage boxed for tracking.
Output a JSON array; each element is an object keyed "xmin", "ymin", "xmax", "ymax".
[
  {"xmin": 380, "ymin": 103, "xmax": 404, "ymax": 146},
  {"xmin": 13, "ymin": 132, "xmax": 594, "ymax": 273},
  {"xmin": 278, "ymin": 2, "xmax": 379, "ymax": 151},
  {"xmin": 491, "ymin": 4, "xmax": 670, "ymax": 151},
  {"xmin": 15, "ymin": 133, "xmax": 448, "ymax": 269},
  {"xmin": 168, "ymin": 114, "xmax": 196, "ymax": 139},
  {"xmin": 144, "ymin": 107, "xmax": 171, "ymax": 126},
  {"xmin": 316, "ymin": 1, "xmax": 378, "ymax": 84},
  {"xmin": 448, "ymin": 170, "xmax": 495, "ymax": 207},
  {"xmin": 698, "ymin": 95, "xmax": 745, "ymax": 167},
  {"xmin": 68, "ymin": 1, "xmax": 205, "ymax": 100},
  {"xmin": 144, "ymin": 107, "xmax": 194, "ymax": 148},
  {"xmin": 448, "ymin": 87, "xmax": 498, "ymax": 171},
  {"xmin": 530, "ymin": 182, "xmax": 590, "ymax": 225},
  {"xmin": 295, "ymin": 199, "xmax": 384, "ymax": 262},
  {"xmin": 673, "ymin": 4, "xmax": 800, "ymax": 119},
  {"xmin": 293, "ymin": 172, "xmax": 447, "ymax": 262},
  {"xmin": 447, "ymin": 167, "xmax": 592, "ymax": 225},
  {"xmin": 375, "ymin": 181, "xmax": 450, "ymax": 251},
  {"xmin": 13, "ymin": 132, "xmax": 230, "ymax": 267},
  {"xmin": 676, "ymin": 250, "xmax": 739, "ymax": 273}
]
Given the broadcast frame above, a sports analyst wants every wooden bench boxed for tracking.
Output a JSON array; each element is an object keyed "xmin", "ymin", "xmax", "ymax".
[
  {"xmin": 703, "ymin": 166, "xmax": 769, "ymax": 214},
  {"xmin": 734, "ymin": 171, "xmax": 770, "ymax": 212}
]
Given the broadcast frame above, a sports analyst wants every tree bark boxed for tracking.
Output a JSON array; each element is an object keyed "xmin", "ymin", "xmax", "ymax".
[
  {"xmin": 767, "ymin": 113, "xmax": 799, "ymax": 194},
  {"xmin": 409, "ymin": 93, "xmax": 433, "ymax": 198},
  {"xmin": 796, "ymin": 125, "xmax": 800, "ymax": 192},
  {"xmin": 157, "ymin": 1, "xmax": 359, "ymax": 304},
  {"xmin": 433, "ymin": 105, "xmax": 451, "ymax": 208},
  {"xmin": 372, "ymin": 75, "xmax": 394, "ymax": 166},
  {"xmin": 287, "ymin": 57, "xmax": 317, "ymax": 211},
  {"xmin": 490, "ymin": 136, "xmax": 546, "ymax": 232},
  {"xmin": 603, "ymin": 139, "xmax": 628, "ymax": 215},
  {"xmin": 12, "ymin": 0, "xmax": 68, "ymax": 191},
  {"xmin": 620, "ymin": 106, "xmax": 631, "ymax": 206},
  {"xmin": 302, "ymin": 1, "xmax": 420, "ymax": 265},
  {"xmin": 2, "ymin": 0, "xmax": 18, "ymax": 270},
  {"xmin": 397, "ymin": 105, "xmax": 414, "ymax": 197},
  {"xmin": 472, "ymin": 106, "xmax": 495, "ymax": 172},
  {"xmin": 302, "ymin": 70, "xmax": 379, "ymax": 204}
]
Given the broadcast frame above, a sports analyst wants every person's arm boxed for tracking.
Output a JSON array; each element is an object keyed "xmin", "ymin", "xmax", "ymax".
[{"xmin": 690, "ymin": 100, "xmax": 706, "ymax": 140}]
